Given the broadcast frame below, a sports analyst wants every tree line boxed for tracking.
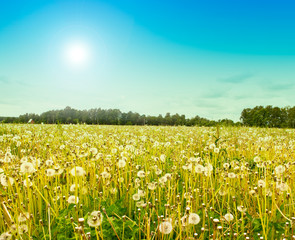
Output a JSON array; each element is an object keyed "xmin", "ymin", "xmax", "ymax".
[
  {"xmin": 0, "ymin": 106, "xmax": 236, "ymax": 126},
  {"xmin": 1, "ymin": 105, "xmax": 295, "ymax": 128},
  {"xmin": 240, "ymin": 105, "xmax": 295, "ymax": 128}
]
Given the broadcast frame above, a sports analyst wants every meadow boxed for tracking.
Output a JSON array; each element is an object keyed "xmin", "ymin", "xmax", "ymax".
[{"xmin": 0, "ymin": 124, "xmax": 294, "ymax": 240}]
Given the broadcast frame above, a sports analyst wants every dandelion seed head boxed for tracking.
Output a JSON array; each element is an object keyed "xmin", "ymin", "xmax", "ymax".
[
  {"xmin": 117, "ymin": 159, "xmax": 126, "ymax": 168},
  {"xmin": 101, "ymin": 171, "xmax": 111, "ymax": 179},
  {"xmin": 46, "ymin": 169, "xmax": 56, "ymax": 177},
  {"xmin": 159, "ymin": 221, "xmax": 173, "ymax": 234},
  {"xmin": 275, "ymin": 165, "xmax": 286, "ymax": 175},
  {"xmin": 87, "ymin": 211, "xmax": 103, "ymax": 227},
  {"xmin": 20, "ymin": 162, "xmax": 35, "ymax": 174},
  {"xmin": 137, "ymin": 170, "xmax": 145, "ymax": 178},
  {"xmin": 0, "ymin": 175, "xmax": 14, "ymax": 187},
  {"xmin": 70, "ymin": 166, "xmax": 86, "ymax": 177},
  {"xmin": 45, "ymin": 159, "xmax": 54, "ymax": 166},
  {"xmin": 224, "ymin": 213, "xmax": 234, "ymax": 222},
  {"xmin": 68, "ymin": 195, "xmax": 79, "ymax": 204},
  {"xmin": 195, "ymin": 164, "xmax": 204, "ymax": 174},
  {"xmin": 18, "ymin": 212, "xmax": 30, "ymax": 222},
  {"xmin": 148, "ymin": 182, "xmax": 157, "ymax": 190},
  {"xmin": 132, "ymin": 193, "xmax": 140, "ymax": 201},
  {"xmin": 258, "ymin": 179, "xmax": 266, "ymax": 188},
  {"xmin": 0, "ymin": 232, "xmax": 12, "ymax": 240},
  {"xmin": 237, "ymin": 205, "xmax": 247, "ymax": 213},
  {"xmin": 188, "ymin": 213, "xmax": 200, "ymax": 225}
]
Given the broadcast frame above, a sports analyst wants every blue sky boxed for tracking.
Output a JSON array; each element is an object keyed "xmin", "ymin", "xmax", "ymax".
[{"xmin": 0, "ymin": 0, "xmax": 295, "ymax": 121}]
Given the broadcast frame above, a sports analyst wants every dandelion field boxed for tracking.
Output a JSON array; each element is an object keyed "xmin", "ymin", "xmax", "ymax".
[{"xmin": 0, "ymin": 124, "xmax": 294, "ymax": 240}]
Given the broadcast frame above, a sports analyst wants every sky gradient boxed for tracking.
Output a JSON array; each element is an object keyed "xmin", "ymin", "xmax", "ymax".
[{"xmin": 1, "ymin": 0, "xmax": 295, "ymax": 121}]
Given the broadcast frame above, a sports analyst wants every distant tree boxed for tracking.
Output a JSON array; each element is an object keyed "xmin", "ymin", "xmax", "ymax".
[
  {"xmin": 287, "ymin": 106, "xmax": 295, "ymax": 128},
  {"xmin": 0, "ymin": 106, "xmax": 244, "ymax": 127},
  {"xmin": 164, "ymin": 113, "xmax": 172, "ymax": 125},
  {"xmin": 219, "ymin": 119, "xmax": 235, "ymax": 126},
  {"xmin": 240, "ymin": 105, "xmax": 291, "ymax": 128}
]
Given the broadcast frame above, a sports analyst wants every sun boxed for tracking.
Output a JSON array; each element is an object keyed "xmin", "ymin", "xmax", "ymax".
[{"xmin": 64, "ymin": 42, "xmax": 90, "ymax": 66}]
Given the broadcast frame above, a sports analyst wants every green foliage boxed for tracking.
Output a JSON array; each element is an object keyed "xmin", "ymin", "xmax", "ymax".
[
  {"xmin": 100, "ymin": 216, "xmax": 138, "ymax": 240},
  {"xmin": 0, "ymin": 106, "xmax": 240, "ymax": 126},
  {"xmin": 51, "ymin": 204, "xmax": 76, "ymax": 239},
  {"xmin": 241, "ymin": 105, "xmax": 295, "ymax": 128},
  {"xmin": 3, "ymin": 104, "xmax": 295, "ymax": 128},
  {"xmin": 104, "ymin": 198, "xmax": 127, "ymax": 217}
]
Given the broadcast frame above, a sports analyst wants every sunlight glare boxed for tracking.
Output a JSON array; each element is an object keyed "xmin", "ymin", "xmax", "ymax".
[{"xmin": 64, "ymin": 42, "xmax": 90, "ymax": 67}]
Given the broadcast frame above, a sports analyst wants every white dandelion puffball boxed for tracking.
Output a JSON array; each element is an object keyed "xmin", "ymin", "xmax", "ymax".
[
  {"xmin": 237, "ymin": 205, "xmax": 247, "ymax": 213},
  {"xmin": 275, "ymin": 165, "xmax": 285, "ymax": 175},
  {"xmin": 117, "ymin": 159, "xmax": 126, "ymax": 168},
  {"xmin": 223, "ymin": 163, "xmax": 230, "ymax": 169},
  {"xmin": 258, "ymin": 179, "xmax": 266, "ymax": 188},
  {"xmin": 54, "ymin": 165, "xmax": 64, "ymax": 175},
  {"xmin": 87, "ymin": 211, "xmax": 103, "ymax": 227},
  {"xmin": 188, "ymin": 213, "xmax": 200, "ymax": 225},
  {"xmin": 0, "ymin": 175, "xmax": 14, "ymax": 187},
  {"xmin": 137, "ymin": 170, "xmax": 145, "ymax": 178},
  {"xmin": 214, "ymin": 147, "xmax": 220, "ymax": 153},
  {"xmin": 224, "ymin": 213, "xmax": 234, "ymax": 222},
  {"xmin": 155, "ymin": 168, "xmax": 162, "ymax": 175},
  {"xmin": 209, "ymin": 143, "xmax": 215, "ymax": 149},
  {"xmin": 228, "ymin": 172, "xmax": 236, "ymax": 179},
  {"xmin": 46, "ymin": 169, "xmax": 56, "ymax": 177},
  {"xmin": 0, "ymin": 232, "xmax": 12, "ymax": 240},
  {"xmin": 18, "ymin": 224, "xmax": 28, "ymax": 234},
  {"xmin": 253, "ymin": 156, "xmax": 260, "ymax": 163},
  {"xmin": 138, "ymin": 189, "xmax": 145, "ymax": 197},
  {"xmin": 136, "ymin": 200, "xmax": 145, "ymax": 208},
  {"xmin": 20, "ymin": 162, "xmax": 35, "ymax": 174},
  {"xmin": 70, "ymin": 166, "xmax": 86, "ymax": 177},
  {"xmin": 101, "ymin": 171, "xmax": 111, "ymax": 179},
  {"xmin": 276, "ymin": 182, "xmax": 289, "ymax": 192},
  {"xmin": 165, "ymin": 173, "xmax": 172, "ymax": 180},
  {"xmin": 23, "ymin": 179, "xmax": 32, "ymax": 187},
  {"xmin": 18, "ymin": 212, "xmax": 30, "ymax": 223},
  {"xmin": 159, "ymin": 176, "xmax": 167, "ymax": 184},
  {"xmin": 90, "ymin": 147, "xmax": 98, "ymax": 155},
  {"xmin": 148, "ymin": 182, "xmax": 157, "ymax": 190},
  {"xmin": 70, "ymin": 184, "xmax": 79, "ymax": 192},
  {"xmin": 45, "ymin": 159, "xmax": 54, "ymax": 166},
  {"xmin": 159, "ymin": 221, "xmax": 173, "ymax": 234},
  {"xmin": 132, "ymin": 193, "xmax": 140, "ymax": 201},
  {"xmin": 68, "ymin": 195, "xmax": 79, "ymax": 204},
  {"xmin": 195, "ymin": 164, "xmax": 204, "ymax": 174}
]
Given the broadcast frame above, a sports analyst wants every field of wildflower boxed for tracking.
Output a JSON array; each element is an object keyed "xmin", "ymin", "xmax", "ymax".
[{"xmin": 0, "ymin": 124, "xmax": 294, "ymax": 240}]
